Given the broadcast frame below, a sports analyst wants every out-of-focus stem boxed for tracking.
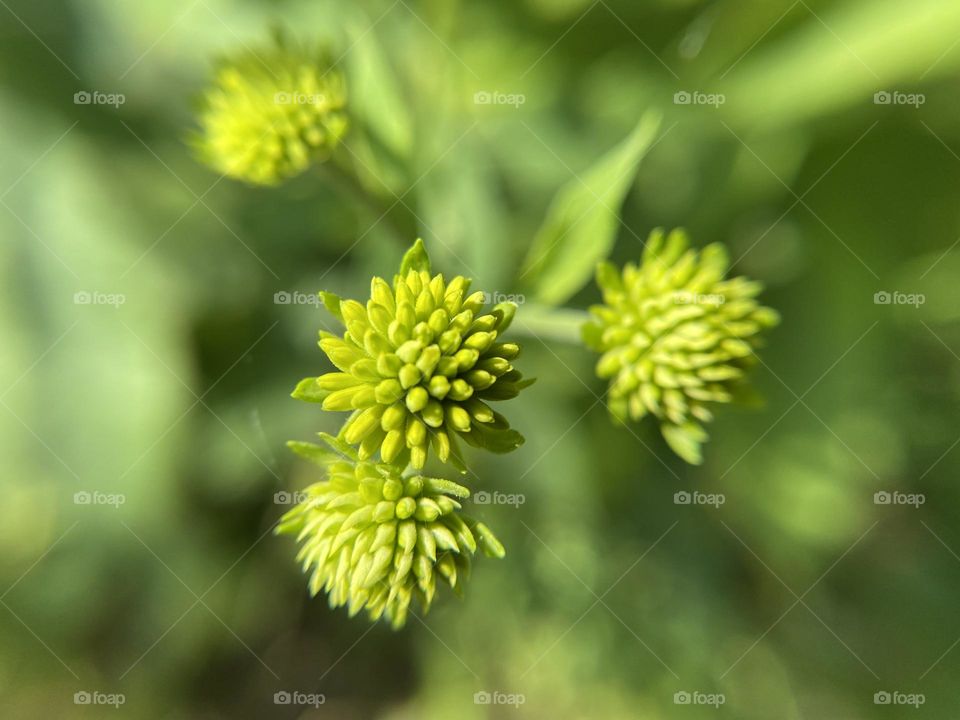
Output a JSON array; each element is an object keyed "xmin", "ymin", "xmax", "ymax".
[
  {"xmin": 512, "ymin": 304, "xmax": 590, "ymax": 345},
  {"xmin": 319, "ymin": 159, "xmax": 413, "ymax": 244}
]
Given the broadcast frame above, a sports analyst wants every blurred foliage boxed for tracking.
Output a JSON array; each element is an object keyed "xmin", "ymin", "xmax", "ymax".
[{"xmin": 3, "ymin": 0, "xmax": 960, "ymax": 717}]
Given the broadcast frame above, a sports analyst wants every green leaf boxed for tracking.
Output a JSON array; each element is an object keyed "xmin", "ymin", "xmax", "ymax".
[
  {"xmin": 291, "ymin": 377, "xmax": 329, "ymax": 403},
  {"xmin": 662, "ymin": 422, "xmax": 708, "ymax": 465},
  {"xmin": 581, "ymin": 321, "xmax": 604, "ymax": 351},
  {"xmin": 446, "ymin": 432, "xmax": 469, "ymax": 475},
  {"xmin": 423, "ymin": 477, "xmax": 471, "ymax": 499},
  {"xmin": 473, "ymin": 521, "xmax": 506, "ymax": 559},
  {"xmin": 521, "ymin": 111, "xmax": 662, "ymax": 306},
  {"xmin": 461, "ymin": 425, "xmax": 526, "ymax": 454},
  {"xmin": 491, "ymin": 302, "xmax": 517, "ymax": 332},
  {"xmin": 595, "ymin": 261, "xmax": 622, "ymax": 293},
  {"xmin": 720, "ymin": 0, "xmax": 960, "ymax": 128},
  {"xmin": 275, "ymin": 511, "xmax": 306, "ymax": 536},
  {"xmin": 399, "ymin": 238, "xmax": 431, "ymax": 276},
  {"xmin": 477, "ymin": 377, "xmax": 536, "ymax": 401},
  {"xmin": 286, "ymin": 440, "xmax": 337, "ymax": 466},
  {"xmin": 317, "ymin": 432, "xmax": 360, "ymax": 461},
  {"xmin": 319, "ymin": 291, "xmax": 343, "ymax": 321},
  {"xmin": 343, "ymin": 17, "xmax": 413, "ymax": 160}
]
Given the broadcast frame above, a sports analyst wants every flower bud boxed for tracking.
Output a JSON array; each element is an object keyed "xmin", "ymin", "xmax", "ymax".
[
  {"xmin": 297, "ymin": 240, "xmax": 533, "ymax": 469},
  {"xmin": 194, "ymin": 36, "xmax": 348, "ymax": 186},
  {"xmin": 583, "ymin": 228, "xmax": 779, "ymax": 464},
  {"xmin": 277, "ymin": 452, "xmax": 502, "ymax": 628}
]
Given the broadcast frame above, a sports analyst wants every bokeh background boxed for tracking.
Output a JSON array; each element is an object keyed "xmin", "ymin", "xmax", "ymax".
[{"xmin": 3, "ymin": 0, "xmax": 960, "ymax": 717}]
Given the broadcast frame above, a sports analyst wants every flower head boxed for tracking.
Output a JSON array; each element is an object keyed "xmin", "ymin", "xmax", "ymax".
[
  {"xmin": 194, "ymin": 36, "xmax": 348, "ymax": 185},
  {"xmin": 583, "ymin": 228, "xmax": 779, "ymax": 464},
  {"xmin": 294, "ymin": 240, "xmax": 533, "ymax": 470},
  {"xmin": 277, "ymin": 436, "xmax": 504, "ymax": 628}
]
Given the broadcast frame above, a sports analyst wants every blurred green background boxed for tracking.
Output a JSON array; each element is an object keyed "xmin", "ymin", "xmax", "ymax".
[{"xmin": 3, "ymin": 0, "xmax": 960, "ymax": 717}]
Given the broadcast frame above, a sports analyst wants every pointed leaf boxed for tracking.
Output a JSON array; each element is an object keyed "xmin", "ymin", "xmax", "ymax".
[
  {"xmin": 319, "ymin": 291, "xmax": 343, "ymax": 321},
  {"xmin": 317, "ymin": 432, "xmax": 361, "ymax": 461},
  {"xmin": 287, "ymin": 440, "xmax": 337, "ymax": 466},
  {"xmin": 662, "ymin": 422, "xmax": 708, "ymax": 465},
  {"xmin": 292, "ymin": 377, "xmax": 329, "ymax": 403},
  {"xmin": 521, "ymin": 112, "xmax": 662, "ymax": 305},
  {"xmin": 343, "ymin": 16, "xmax": 413, "ymax": 159},
  {"xmin": 399, "ymin": 238, "xmax": 431, "ymax": 276}
]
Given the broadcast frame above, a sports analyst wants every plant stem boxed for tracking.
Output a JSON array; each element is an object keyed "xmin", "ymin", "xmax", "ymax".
[
  {"xmin": 318, "ymin": 160, "xmax": 412, "ymax": 244},
  {"xmin": 512, "ymin": 305, "xmax": 590, "ymax": 345}
]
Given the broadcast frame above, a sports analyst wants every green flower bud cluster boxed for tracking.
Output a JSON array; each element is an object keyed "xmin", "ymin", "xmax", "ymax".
[
  {"xmin": 280, "ymin": 240, "xmax": 530, "ymax": 627},
  {"xmin": 293, "ymin": 239, "xmax": 533, "ymax": 471},
  {"xmin": 194, "ymin": 36, "xmax": 348, "ymax": 186},
  {"xmin": 277, "ymin": 436, "xmax": 504, "ymax": 629},
  {"xmin": 583, "ymin": 228, "xmax": 779, "ymax": 464}
]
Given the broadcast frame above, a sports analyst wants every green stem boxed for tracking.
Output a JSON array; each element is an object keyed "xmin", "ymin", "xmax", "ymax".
[
  {"xmin": 318, "ymin": 159, "xmax": 413, "ymax": 245},
  {"xmin": 512, "ymin": 305, "xmax": 590, "ymax": 345}
]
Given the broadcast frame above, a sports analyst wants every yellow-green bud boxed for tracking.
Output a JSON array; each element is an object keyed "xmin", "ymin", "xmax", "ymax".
[
  {"xmin": 276, "ymin": 452, "xmax": 502, "ymax": 629},
  {"xmin": 297, "ymin": 240, "xmax": 533, "ymax": 470},
  {"xmin": 583, "ymin": 228, "xmax": 779, "ymax": 464},
  {"xmin": 194, "ymin": 36, "xmax": 348, "ymax": 186}
]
